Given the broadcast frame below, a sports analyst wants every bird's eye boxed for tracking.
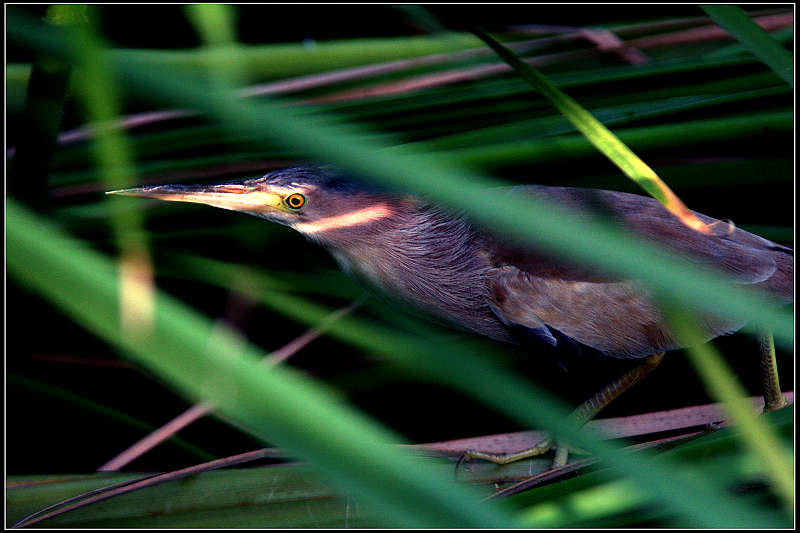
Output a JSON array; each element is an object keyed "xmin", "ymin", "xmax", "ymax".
[{"xmin": 285, "ymin": 193, "xmax": 306, "ymax": 209}]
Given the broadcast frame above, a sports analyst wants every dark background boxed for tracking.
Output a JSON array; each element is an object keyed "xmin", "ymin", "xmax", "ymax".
[
  {"xmin": 9, "ymin": 4, "xmax": 733, "ymax": 55},
  {"xmin": 7, "ymin": 4, "xmax": 794, "ymax": 475}
]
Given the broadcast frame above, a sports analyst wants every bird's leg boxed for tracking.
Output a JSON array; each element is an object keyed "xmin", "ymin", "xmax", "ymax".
[
  {"xmin": 461, "ymin": 351, "xmax": 665, "ymax": 469},
  {"xmin": 570, "ymin": 351, "xmax": 665, "ymax": 425},
  {"xmin": 757, "ymin": 326, "xmax": 788, "ymax": 413}
]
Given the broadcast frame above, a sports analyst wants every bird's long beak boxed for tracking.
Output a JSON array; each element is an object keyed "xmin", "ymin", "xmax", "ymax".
[{"xmin": 107, "ymin": 183, "xmax": 284, "ymax": 214}]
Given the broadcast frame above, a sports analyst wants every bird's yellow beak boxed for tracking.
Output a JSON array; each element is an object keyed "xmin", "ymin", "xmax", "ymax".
[{"xmin": 107, "ymin": 183, "xmax": 286, "ymax": 214}]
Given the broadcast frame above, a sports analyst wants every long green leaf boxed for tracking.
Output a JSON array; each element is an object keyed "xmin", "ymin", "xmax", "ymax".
[
  {"xmin": 668, "ymin": 311, "xmax": 793, "ymax": 510},
  {"xmin": 472, "ymin": 28, "xmax": 720, "ymax": 235},
  {"xmin": 172, "ymin": 254, "xmax": 792, "ymax": 528},
  {"xmin": 6, "ymin": 199, "xmax": 517, "ymax": 528},
  {"xmin": 701, "ymin": 5, "xmax": 793, "ymax": 86}
]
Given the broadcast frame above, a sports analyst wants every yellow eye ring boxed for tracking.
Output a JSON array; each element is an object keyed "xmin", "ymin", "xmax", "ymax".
[{"xmin": 285, "ymin": 193, "xmax": 306, "ymax": 209}]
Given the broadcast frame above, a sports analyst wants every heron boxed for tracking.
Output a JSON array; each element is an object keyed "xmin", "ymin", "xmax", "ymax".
[{"xmin": 109, "ymin": 165, "xmax": 793, "ymax": 467}]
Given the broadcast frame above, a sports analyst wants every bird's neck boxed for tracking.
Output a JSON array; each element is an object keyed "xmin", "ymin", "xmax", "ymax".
[
  {"xmin": 322, "ymin": 200, "xmax": 478, "ymax": 283},
  {"xmin": 318, "ymin": 201, "xmax": 505, "ymax": 338}
]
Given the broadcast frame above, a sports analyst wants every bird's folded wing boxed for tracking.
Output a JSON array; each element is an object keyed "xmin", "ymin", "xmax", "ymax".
[
  {"xmin": 485, "ymin": 265, "xmax": 742, "ymax": 359},
  {"xmin": 494, "ymin": 186, "xmax": 790, "ymax": 291},
  {"xmin": 482, "ymin": 186, "xmax": 796, "ymax": 358}
]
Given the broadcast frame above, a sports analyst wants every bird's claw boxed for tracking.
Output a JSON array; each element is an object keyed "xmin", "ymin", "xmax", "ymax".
[{"xmin": 456, "ymin": 434, "xmax": 586, "ymax": 476}]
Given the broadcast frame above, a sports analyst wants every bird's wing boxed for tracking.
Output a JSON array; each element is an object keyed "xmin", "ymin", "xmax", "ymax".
[
  {"xmin": 485, "ymin": 264, "xmax": 739, "ymax": 358},
  {"xmin": 483, "ymin": 186, "xmax": 792, "ymax": 358},
  {"xmin": 491, "ymin": 185, "xmax": 789, "ymax": 287}
]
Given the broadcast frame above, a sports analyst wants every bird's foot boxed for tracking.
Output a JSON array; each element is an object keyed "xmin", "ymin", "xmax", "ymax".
[
  {"xmin": 458, "ymin": 435, "xmax": 585, "ymax": 471},
  {"xmin": 762, "ymin": 393, "xmax": 789, "ymax": 415}
]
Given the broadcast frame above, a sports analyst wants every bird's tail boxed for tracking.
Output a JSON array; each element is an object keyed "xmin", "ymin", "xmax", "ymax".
[{"xmin": 761, "ymin": 247, "xmax": 794, "ymax": 304}]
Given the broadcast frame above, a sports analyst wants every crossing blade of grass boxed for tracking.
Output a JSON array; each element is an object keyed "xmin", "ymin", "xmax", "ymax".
[
  {"xmin": 667, "ymin": 308, "xmax": 793, "ymax": 511},
  {"xmin": 7, "ymin": 199, "xmax": 518, "ymax": 529},
  {"xmin": 701, "ymin": 5, "xmax": 793, "ymax": 86},
  {"xmin": 473, "ymin": 28, "xmax": 721, "ymax": 236},
  {"xmin": 170, "ymin": 255, "xmax": 791, "ymax": 527}
]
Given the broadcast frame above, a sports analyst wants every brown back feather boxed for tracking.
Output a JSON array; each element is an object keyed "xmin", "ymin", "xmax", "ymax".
[{"xmin": 483, "ymin": 186, "xmax": 792, "ymax": 358}]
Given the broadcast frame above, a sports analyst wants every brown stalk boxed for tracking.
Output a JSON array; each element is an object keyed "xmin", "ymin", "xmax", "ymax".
[
  {"xmin": 97, "ymin": 298, "xmax": 363, "ymax": 472},
  {"xmin": 305, "ymin": 12, "xmax": 792, "ymax": 104},
  {"xmin": 12, "ymin": 392, "xmax": 790, "ymax": 527}
]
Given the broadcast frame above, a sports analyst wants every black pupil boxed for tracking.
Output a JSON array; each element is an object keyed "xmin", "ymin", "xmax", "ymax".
[{"xmin": 289, "ymin": 195, "xmax": 302, "ymax": 207}]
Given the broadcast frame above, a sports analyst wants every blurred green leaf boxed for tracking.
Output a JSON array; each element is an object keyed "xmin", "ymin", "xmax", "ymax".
[
  {"xmin": 7, "ymin": 198, "xmax": 518, "ymax": 528},
  {"xmin": 7, "ymin": 466, "xmax": 377, "ymax": 528},
  {"xmin": 701, "ymin": 5, "xmax": 793, "ymax": 86}
]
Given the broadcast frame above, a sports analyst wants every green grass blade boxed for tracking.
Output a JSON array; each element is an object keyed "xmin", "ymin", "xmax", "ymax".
[
  {"xmin": 701, "ymin": 5, "xmax": 793, "ymax": 86},
  {"xmin": 472, "ymin": 28, "xmax": 719, "ymax": 235},
  {"xmin": 171, "ymin": 255, "xmax": 792, "ymax": 528},
  {"xmin": 6, "ymin": 199, "xmax": 518, "ymax": 529},
  {"xmin": 668, "ymin": 310, "xmax": 794, "ymax": 511}
]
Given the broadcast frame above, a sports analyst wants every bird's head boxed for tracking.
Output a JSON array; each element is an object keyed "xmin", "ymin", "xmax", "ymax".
[{"xmin": 108, "ymin": 166, "xmax": 406, "ymax": 247}]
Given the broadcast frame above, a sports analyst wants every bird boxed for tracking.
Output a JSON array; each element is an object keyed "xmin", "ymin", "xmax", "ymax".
[{"xmin": 109, "ymin": 164, "xmax": 793, "ymax": 467}]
